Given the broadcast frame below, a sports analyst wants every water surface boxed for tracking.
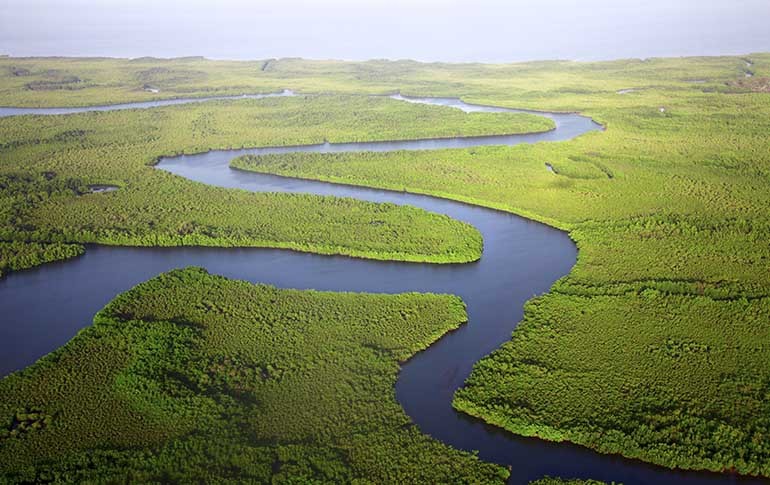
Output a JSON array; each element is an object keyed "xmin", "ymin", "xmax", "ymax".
[
  {"xmin": 0, "ymin": 89, "xmax": 293, "ymax": 117},
  {"xmin": 0, "ymin": 94, "xmax": 760, "ymax": 484}
]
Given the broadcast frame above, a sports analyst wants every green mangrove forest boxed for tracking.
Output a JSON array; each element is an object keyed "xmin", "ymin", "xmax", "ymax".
[
  {"xmin": 0, "ymin": 93, "xmax": 557, "ymax": 266},
  {"xmin": 225, "ymin": 55, "xmax": 770, "ymax": 476},
  {"xmin": 1, "ymin": 53, "xmax": 769, "ymax": 483},
  {"xmin": 0, "ymin": 268, "xmax": 507, "ymax": 482}
]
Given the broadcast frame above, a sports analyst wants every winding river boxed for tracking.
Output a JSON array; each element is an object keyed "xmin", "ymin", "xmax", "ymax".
[
  {"xmin": 0, "ymin": 93, "xmax": 762, "ymax": 484},
  {"xmin": 0, "ymin": 89, "xmax": 294, "ymax": 117}
]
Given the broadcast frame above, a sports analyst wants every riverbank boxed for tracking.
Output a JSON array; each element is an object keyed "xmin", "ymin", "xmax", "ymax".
[
  {"xmin": 0, "ymin": 93, "xmax": 557, "ymax": 275},
  {"xmin": 1, "ymin": 54, "xmax": 769, "ymax": 483},
  {"xmin": 0, "ymin": 267, "xmax": 508, "ymax": 483},
  {"xmin": 214, "ymin": 56, "xmax": 770, "ymax": 478}
]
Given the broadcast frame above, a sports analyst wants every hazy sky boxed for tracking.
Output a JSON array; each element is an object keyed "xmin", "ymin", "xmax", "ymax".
[{"xmin": 1, "ymin": 0, "xmax": 769, "ymax": 62}]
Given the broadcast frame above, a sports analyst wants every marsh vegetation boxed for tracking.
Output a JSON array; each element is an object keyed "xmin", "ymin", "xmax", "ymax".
[
  {"xmin": 0, "ymin": 93, "xmax": 556, "ymax": 270},
  {"xmin": 1, "ymin": 53, "xmax": 769, "ymax": 482},
  {"xmin": 0, "ymin": 268, "xmax": 507, "ymax": 482}
]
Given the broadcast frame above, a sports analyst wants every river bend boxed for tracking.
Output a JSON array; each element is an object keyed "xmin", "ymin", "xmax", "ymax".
[{"xmin": 0, "ymin": 92, "xmax": 760, "ymax": 484}]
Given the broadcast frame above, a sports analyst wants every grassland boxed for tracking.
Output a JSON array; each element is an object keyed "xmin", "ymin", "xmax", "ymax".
[
  {"xmin": 0, "ymin": 267, "xmax": 507, "ymax": 482},
  {"xmin": 0, "ymin": 94, "xmax": 557, "ymax": 273},
  {"xmin": 1, "ymin": 53, "xmax": 770, "ymax": 480}
]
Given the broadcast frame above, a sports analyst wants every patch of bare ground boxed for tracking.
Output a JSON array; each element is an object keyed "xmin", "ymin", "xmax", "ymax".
[{"xmin": 728, "ymin": 77, "xmax": 770, "ymax": 93}]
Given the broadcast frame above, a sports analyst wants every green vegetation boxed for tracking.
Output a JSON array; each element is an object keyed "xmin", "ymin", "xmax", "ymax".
[
  {"xmin": 0, "ymin": 170, "xmax": 483, "ymax": 267},
  {"xmin": 0, "ymin": 267, "xmax": 507, "ymax": 482},
  {"xmin": 2, "ymin": 53, "xmax": 770, "ymax": 479},
  {"xmin": 455, "ymin": 291, "xmax": 770, "ymax": 476},
  {"xmin": 0, "ymin": 94, "xmax": 557, "ymax": 273},
  {"xmin": 225, "ymin": 56, "xmax": 770, "ymax": 476},
  {"xmin": 530, "ymin": 478, "xmax": 615, "ymax": 485},
  {"xmin": 0, "ymin": 172, "xmax": 86, "ymax": 276},
  {"xmin": 0, "ymin": 241, "xmax": 83, "ymax": 277},
  {"xmin": 1, "ymin": 54, "xmax": 767, "ymax": 107}
]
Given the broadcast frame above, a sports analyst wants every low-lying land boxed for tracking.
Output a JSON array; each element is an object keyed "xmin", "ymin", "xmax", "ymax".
[
  {"xmin": 0, "ymin": 267, "xmax": 507, "ymax": 482},
  {"xmin": 0, "ymin": 94, "xmax": 555, "ymax": 273},
  {"xmin": 229, "ymin": 56, "xmax": 770, "ymax": 476},
  {"xmin": 530, "ymin": 479, "xmax": 613, "ymax": 485},
  {"xmin": 1, "ymin": 54, "xmax": 769, "ymax": 481},
  {"xmin": 0, "ymin": 241, "xmax": 83, "ymax": 277},
  {"xmin": 455, "ymin": 290, "xmax": 770, "ymax": 474},
  {"xmin": 1, "ymin": 54, "xmax": 766, "ymax": 107}
]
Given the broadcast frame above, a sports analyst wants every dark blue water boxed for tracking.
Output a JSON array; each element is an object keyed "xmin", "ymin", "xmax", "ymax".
[{"xmin": 0, "ymin": 94, "xmax": 762, "ymax": 484}]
